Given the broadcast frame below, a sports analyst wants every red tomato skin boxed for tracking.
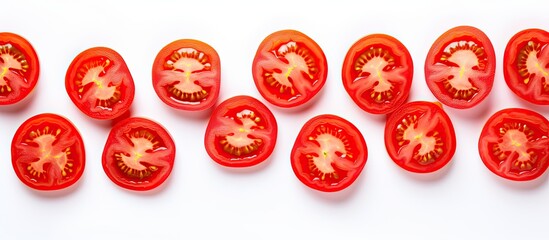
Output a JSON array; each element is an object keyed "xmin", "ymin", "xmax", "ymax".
[
  {"xmin": 65, "ymin": 47, "xmax": 135, "ymax": 120},
  {"xmin": 252, "ymin": 29, "xmax": 328, "ymax": 108},
  {"xmin": 342, "ymin": 34, "xmax": 413, "ymax": 114},
  {"xmin": 11, "ymin": 113, "xmax": 85, "ymax": 191},
  {"xmin": 204, "ymin": 95, "xmax": 278, "ymax": 167},
  {"xmin": 291, "ymin": 114, "xmax": 368, "ymax": 192},
  {"xmin": 384, "ymin": 101, "xmax": 456, "ymax": 173},
  {"xmin": 478, "ymin": 108, "xmax": 549, "ymax": 181},
  {"xmin": 424, "ymin": 26, "xmax": 496, "ymax": 109},
  {"xmin": 102, "ymin": 117, "xmax": 176, "ymax": 191},
  {"xmin": 152, "ymin": 39, "xmax": 221, "ymax": 111},
  {"xmin": 0, "ymin": 32, "xmax": 40, "ymax": 105},
  {"xmin": 503, "ymin": 29, "xmax": 549, "ymax": 105}
]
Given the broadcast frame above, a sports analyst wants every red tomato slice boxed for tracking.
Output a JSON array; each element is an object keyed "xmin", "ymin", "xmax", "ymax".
[
  {"xmin": 11, "ymin": 113, "xmax": 85, "ymax": 190},
  {"xmin": 291, "ymin": 114, "xmax": 367, "ymax": 192},
  {"xmin": 504, "ymin": 29, "xmax": 549, "ymax": 105},
  {"xmin": 252, "ymin": 30, "xmax": 327, "ymax": 108},
  {"xmin": 102, "ymin": 117, "xmax": 175, "ymax": 191},
  {"xmin": 204, "ymin": 95, "xmax": 278, "ymax": 167},
  {"xmin": 478, "ymin": 108, "xmax": 549, "ymax": 181},
  {"xmin": 342, "ymin": 34, "xmax": 413, "ymax": 114},
  {"xmin": 425, "ymin": 26, "xmax": 495, "ymax": 109},
  {"xmin": 384, "ymin": 101, "xmax": 456, "ymax": 173},
  {"xmin": 152, "ymin": 39, "xmax": 221, "ymax": 111},
  {"xmin": 0, "ymin": 32, "xmax": 39, "ymax": 105},
  {"xmin": 65, "ymin": 47, "xmax": 135, "ymax": 120}
]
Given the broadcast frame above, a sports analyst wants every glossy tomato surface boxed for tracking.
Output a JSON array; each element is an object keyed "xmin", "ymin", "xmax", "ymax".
[
  {"xmin": 342, "ymin": 34, "xmax": 413, "ymax": 114},
  {"xmin": 504, "ymin": 29, "xmax": 549, "ymax": 105},
  {"xmin": 291, "ymin": 114, "xmax": 367, "ymax": 192},
  {"xmin": 102, "ymin": 117, "xmax": 175, "ymax": 191},
  {"xmin": 204, "ymin": 95, "xmax": 278, "ymax": 167},
  {"xmin": 12, "ymin": 113, "xmax": 85, "ymax": 190},
  {"xmin": 0, "ymin": 32, "xmax": 39, "ymax": 105},
  {"xmin": 152, "ymin": 39, "xmax": 221, "ymax": 111},
  {"xmin": 425, "ymin": 26, "xmax": 495, "ymax": 109},
  {"xmin": 252, "ymin": 30, "xmax": 327, "ymax": 108},
  {"xmin": 384, "ymin": 101, "xmax": 456, "ymax": 173},
  {"xmin": 478, "ymin": 108, "xmax": 549, "ymax": 181},
  {"xmin": 65, "ymin": 47, "xmax": 135, "ymax": 120}
]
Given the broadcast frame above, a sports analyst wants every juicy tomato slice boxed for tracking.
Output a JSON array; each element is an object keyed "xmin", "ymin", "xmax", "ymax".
[
  {"xmin": 504, "ymin": 29, "xmax": 549, "ymax": 105},
  {"xmin": 102, "ymin": 117, "xmax": 176, "ymax": 191},
  {"xmin": 291, "ymin": 114, "xmax": 367, "ymax": 192},
  {"xmin": 11, "ymin": 113, "xmax": 85, "ymax": 190},
  {"xmin": 384, "ymin": 101, "xmax": 456, "ymax": 173},
  {"xmin": 0, "ymin": 32, "xmax": 39, "ymax": 105},
  {"xmin": 478, "ymin": 108, "xmax": 549, "ymax": 181},
  {"xmin": 65, "ymin": 47, "xmax": 135, "ymax": 120},
  {"xmin": 152, "ymin": 39, "xmax": 221, "ymax": 111},
  {"xmin": 252, "ymin": 30, "xmax": 328, "ymax": 108},
  {"xmin": 342, "ymin": 34, "xmax": 413, "ymax": 114},
  {"xmin": 424, "ymin": 26, "xmax": 496, "ymax": 109},
  {"xmin": 204, "ymin": 95, "xmax": 278, "ymax": 167}
]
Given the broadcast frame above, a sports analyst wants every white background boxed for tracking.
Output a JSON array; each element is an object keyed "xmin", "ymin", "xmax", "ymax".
[{"xmin": 1, "ymin": 0, "xmax": 549, "ymax": 239}]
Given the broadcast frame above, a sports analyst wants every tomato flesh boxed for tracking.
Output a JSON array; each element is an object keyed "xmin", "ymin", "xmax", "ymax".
[
  {"xmin": 425, "ymin": 26, "xmax": 495, "ymax": 109},
  {"xmin": 342, "ymin": 34, "xmax": 413, "ymax": 114},
  {"xmin": 252, "ymin": 30, "xmax": 327, "ymax": 108},
  {"xmin": 385, "ymin": 102, "xmax": 456, "ymax": 173},
  {"xmin": 153, "ymin": 39, "xmax": 220, "ymax": 111},
  {"xmin": 0, "ymin": 32, "xmax": 39, "ymax": 105},
  {"xmin": 291, "ymin": 115, "xmax": 367, "ymax": 192},
  {"xmin": 504, "ymin": 29, "xmax": 549, "ymax": 105},
  {"xmin": 11, "ymin": 114, "xmax": 85, "ymax": 190},
  {"xmin": 205, "ymin": 95, "xmax": 277, "ymax": 167},
  {"xmin": 102, "ymin": 117, "xmax": 175, "ymax": 191},
  {"xmin": 478, "ymin": 108, "xmax": 549, "ymax": 181}
]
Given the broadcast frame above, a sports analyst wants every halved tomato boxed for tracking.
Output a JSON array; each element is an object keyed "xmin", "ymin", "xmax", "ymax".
[
  {"xmin": 503, "ymin": 29, "xmax": 549, "ymax": 105},
  {"xmin": 65, "ymin": 47, "xmax": 135, "ymax": 120},
  {"xmin": 252, "ymin": 30, "xmax": 327, "ymax": 108},
  {"xmin": 152, "ymin": 39, "xmax": 221, "ymax": 111},
  {"xmin": 478, "ymin": 108, "xmax": 549, "ymax": 181},
  {"xmin": 384, "ymin": 101, "xmax": 456, "ymax": 173},
  {"xmin": 102, "ymin": 117, "xmax": 175, "ymax": 191},
  {"xmin": 291, "ymin": 114, "xmax": 367, "ymax": 192},
  {"xmin": 11, "ymin": 113, "xmax": 85, "ymax": 190},
  {"xmin": 425, "ymin": 26, "xmax": 495, "ymax": 109},
  {"xmin": 342, "ymin": 34, "xmax": 413, "ymax": 114},
  {"xmin": 204, "ymin": 95, "xmax": 277, "ymax": 167},
  {"xmin": 0, "ymin": 32, "xmax": 39, "ymax": 105}
]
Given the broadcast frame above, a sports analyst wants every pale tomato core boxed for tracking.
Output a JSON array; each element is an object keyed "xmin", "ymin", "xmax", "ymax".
[
  {"xmin": 446, "ymin": 50, "xmax": 478, "ymax": 90},
  {"xmin": 0, "ymin": 49, "xmax": 24, "ymax": 87},
  {"xmin": 271, "ymin": 42, "xmax": 310, "ymax": 88},
  {"xmin": 310, "ymin": 133, "xmax": 346, "ymax": 173},
  {"xmin": 499, "ymin": 129, "xmax": 531, "ymax": 162},
  {"xmin": 167, "ymin": 48, "xmax": 209, "ymax": 95},
  {"xmin": 360, "ymin": 57, "xmax": 393, "ymax": 92},
  {"xmin": 119, "ymin": 137, "xmax": 157, "ymax": 171},
  {"xmin": 29, "ymin": 131, "xmax": 69, "ymax": 175},
  {"xmin": 526, "ymin": 50, "xmax": 549, "ymax": 83},
  {"xmin": 403, "ymin": 127, "xmax": 436, "ymax": 155},
  {"xmin": 80, "ymin": 60, "xmax": 118, "ymax": 100}
]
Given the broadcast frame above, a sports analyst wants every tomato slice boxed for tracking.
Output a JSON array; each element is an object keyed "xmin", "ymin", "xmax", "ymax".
[
  {"xmin": 291, "ymin": 114, "xmax": 367, "ymax": 192},
  {"xmin": 0, "ymin": 32, "xmax": 39, "ymax": 105},
  {"xmin": 252, "ymin": 30, "xmax": 327, "ymax": 108},
  {"xmin": 478, "ymin": 108, "xmax": 549, "ymax": 181},
  {"xmin": 102, "ymin": 117, "xmax": 176, "ymax": 191},
  {"xmin": 504, "ymin": 29, "xmax": 549, "ymax": 105},
  {"xmin": 342, "ymin": 34, "xmax": 413, "ymax": 114},
  {"xmin": 152, "ymin": 39, "xmax": 221, "ymax": 111},
  {"xmin": 424, "ymin": 26, "xmax": 495, "ymax": 109},
  {"xmin": 65, "ymin": 47, "xmax": 135, "ymax": 120},
  {"xmin": 204, "ymin": 95, "xmax": 278, "ymax": 167},
  {"xmin": 384, "ymin": 101, "xmax": 456, "ymax": 173},
  {"xmin": 11, "ymin": 114, "xmax": 85, "ymax": 190}
]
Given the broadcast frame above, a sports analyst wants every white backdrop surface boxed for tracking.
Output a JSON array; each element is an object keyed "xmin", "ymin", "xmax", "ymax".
[{"xmin": 1, "ymin": 0, "xmax": 548, "ymax": 239}]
